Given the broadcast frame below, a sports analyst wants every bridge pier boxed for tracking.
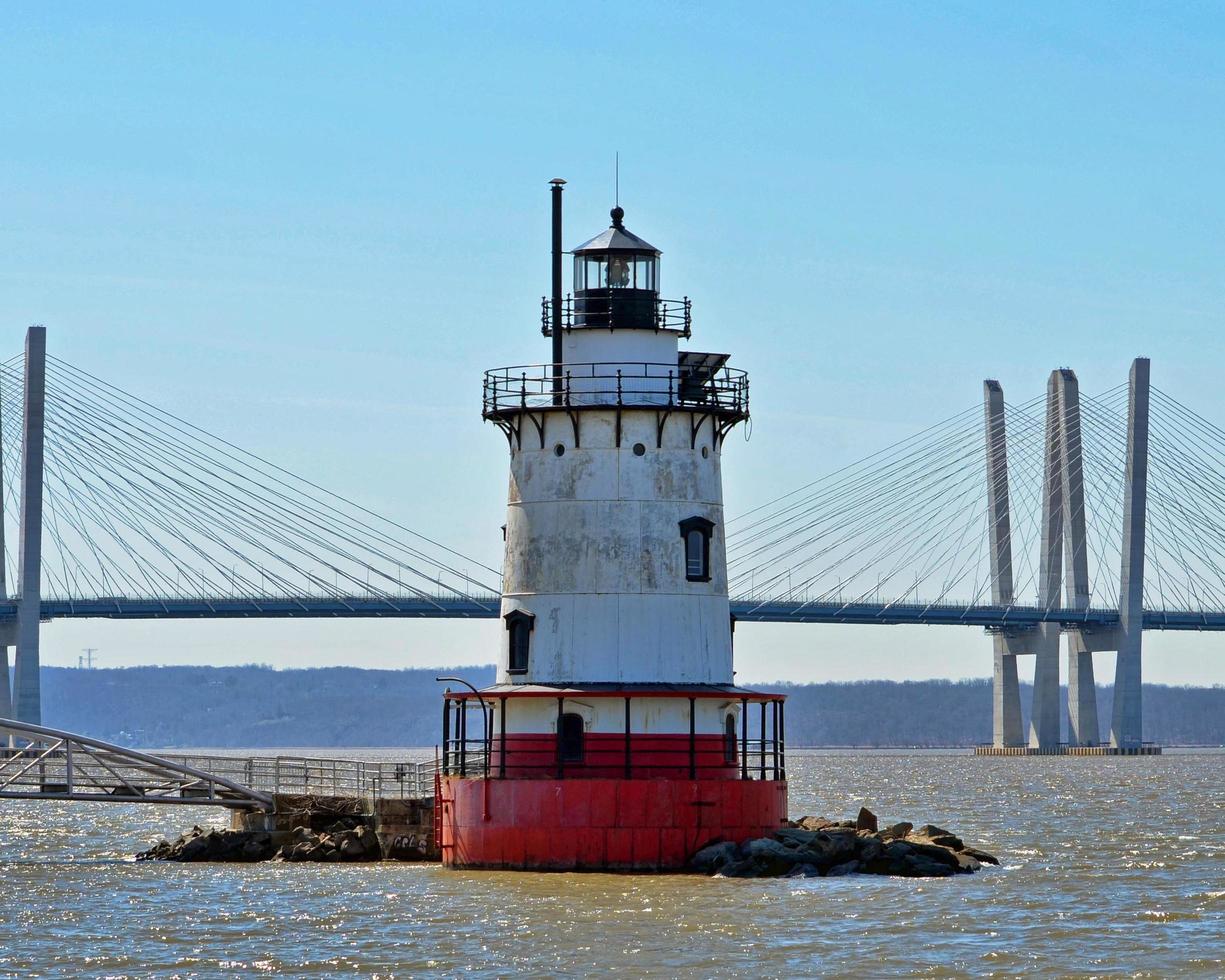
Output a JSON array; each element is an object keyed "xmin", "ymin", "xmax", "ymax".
[{"xmin": 12, "ymin": 326, "xmax": 46, "ymax": 726}]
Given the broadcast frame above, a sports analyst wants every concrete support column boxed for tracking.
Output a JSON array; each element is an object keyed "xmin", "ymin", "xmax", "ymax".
[
  {"xmin": 1057, "ymin": 370, "xmax": 1099, "ymax": 746},
  {"xmin": 1067, "ymin": 636, "xmax": 1098, "ymax": 746},
  {"xmin": 1111, "ymin": 358, "xmax": 1150, "ymax": 749},
  {"xmin": 992, "ymin": 637, "xmax": 1023, "ymax": 747},
  {"xmin": 1030, "ymin": 372, "xmax": 1064, "ymax": 750},
  {"xmin": 983, "ymin": 380, "xmax": 1023, "ymax": 747},
  {"xmin": 12, "ymin": 326, "xmax": 46, "ymax": 725}
]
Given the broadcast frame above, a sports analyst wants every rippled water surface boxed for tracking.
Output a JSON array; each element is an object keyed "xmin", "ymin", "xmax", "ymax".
[{"xmin": 2, "ymin": 749, "xmax": 1223, "ymax": 977}]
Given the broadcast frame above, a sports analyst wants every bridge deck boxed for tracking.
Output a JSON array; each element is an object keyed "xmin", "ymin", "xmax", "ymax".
[{"xmin": 2, "ymin": 596, "xmax": 1223, "ymax": 630}]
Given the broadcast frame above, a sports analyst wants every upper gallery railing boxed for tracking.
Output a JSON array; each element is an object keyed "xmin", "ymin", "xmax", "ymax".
[{"xmin": 483, "ymin": 361, "xmax": 749, "ymax": 418}]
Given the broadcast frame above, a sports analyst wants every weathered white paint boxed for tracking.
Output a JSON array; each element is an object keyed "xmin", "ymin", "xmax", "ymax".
[{"xmin": 498, "ymin": 408, "xmax": 733, "ymax": 685}]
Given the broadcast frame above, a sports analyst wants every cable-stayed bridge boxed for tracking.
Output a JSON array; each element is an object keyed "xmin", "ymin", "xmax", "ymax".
[{"xmin": 2, "ymin": 327, "xmax": 1224, "ymax": 752}]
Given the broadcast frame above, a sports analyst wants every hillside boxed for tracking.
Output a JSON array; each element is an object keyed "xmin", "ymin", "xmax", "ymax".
[{"xmin": 29, "ymin": 666, "xmax": 1225, "ymax": 748}]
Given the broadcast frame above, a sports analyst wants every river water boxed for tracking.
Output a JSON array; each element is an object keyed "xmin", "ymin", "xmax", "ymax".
[{"xmin": 1, "ymin": 748, "xmax": 1222, "ymax": 978}]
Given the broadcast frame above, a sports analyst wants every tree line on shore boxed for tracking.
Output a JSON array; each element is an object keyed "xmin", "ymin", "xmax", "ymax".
[{"xmin": 34, "ymin": 665, "xmax": 1225, "ymax": 749}]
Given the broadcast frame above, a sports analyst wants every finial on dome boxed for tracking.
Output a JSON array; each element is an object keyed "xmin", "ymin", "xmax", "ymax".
[{"xmin": 610, "ymin": 206, "xmax": 625, "ymax": 229}]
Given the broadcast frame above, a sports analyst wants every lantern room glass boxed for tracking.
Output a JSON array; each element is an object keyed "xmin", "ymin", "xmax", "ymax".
[{"xmin": 575, "ymin": 254, "xmax": 657, "ymax": 291}]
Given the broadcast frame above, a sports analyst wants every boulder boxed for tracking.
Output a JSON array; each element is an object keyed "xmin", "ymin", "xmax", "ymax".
[
  {"xmin": 901, "ymin": 853, "xmax": 957, "ymax": 877},
  {"xmin": 690, "ymin": 841, "xmax": 740, "ymax": 874},
  {"xmin": 745, "ymin": 837, "xmax": 800, "ymax": 876},
  {"xmin": 961, "ymin": 846, "xmax": 999, "ymax": 866},
  {"xmin": 825, "ymin": 860, "xmax": 859, "ymax": 877},
  {"xmin": 796, "ymin": 816, "xmax": 836, "ymax": 831},
  {"xmin": 339, "ymin": 836, "xmax": 366, "ymax": 859},
  {"xmin": 879, "ymin": 822, "xmax": 913, "ymax": 840},
  {"xmin": 797, "ymin": 830, "xmax": 858, "ymax": 868},
  {"xmin": 855, "ymin": 834, "xmax": 884, "ymax": 864},
  {"xmin": 855, "ymin": 807, "xmax": 878, "ymax": 833},
  {"xmin": 713, "ymin": 858, "xmax": 757, "ymax": 878}
]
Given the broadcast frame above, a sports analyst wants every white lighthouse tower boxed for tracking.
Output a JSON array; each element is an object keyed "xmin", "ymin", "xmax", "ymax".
[{"xmin": 438, "ymin": 181, "xmax": 786, "ymax": 871}]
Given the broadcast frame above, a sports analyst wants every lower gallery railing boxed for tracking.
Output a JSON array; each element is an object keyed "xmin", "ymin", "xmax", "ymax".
[{"xmin": 440, "ymin": 694, "xmax": 786, "ymax": 782}]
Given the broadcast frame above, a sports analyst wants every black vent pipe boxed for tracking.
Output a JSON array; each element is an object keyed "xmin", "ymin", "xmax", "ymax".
[{"xmin": 550, "ymin": 178, "xmax": 565, "ymax": 404}]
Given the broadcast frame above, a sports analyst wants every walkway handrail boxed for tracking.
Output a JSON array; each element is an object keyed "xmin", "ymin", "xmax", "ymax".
[{"xmin": 0, "ymin": 718, "xmax": 274, "ymax": 809}]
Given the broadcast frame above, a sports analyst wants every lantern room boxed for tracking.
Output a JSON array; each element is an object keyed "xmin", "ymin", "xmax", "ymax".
[{"xmin": 572, "ymin": 206, "xmax": 662, "ymax": 330}]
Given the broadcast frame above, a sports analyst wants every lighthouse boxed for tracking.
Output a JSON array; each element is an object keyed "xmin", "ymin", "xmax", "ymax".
[{"xmin": 437, "ymin": 181, "xmax": 787, "ymax": 870}]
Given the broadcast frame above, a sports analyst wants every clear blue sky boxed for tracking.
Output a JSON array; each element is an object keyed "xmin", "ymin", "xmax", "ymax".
[{"xmin": 3, "ymin": 3, "xmax": 1224, "ymax": 683}]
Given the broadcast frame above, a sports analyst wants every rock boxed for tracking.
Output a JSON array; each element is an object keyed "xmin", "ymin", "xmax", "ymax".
[
  {"xmin": 855, "ymin": 834, "xmax": 884, "ymax": 864},
  {"xmin": 855, "ymin": 807, "xmax": 878, "ymax": 833},
  {"xmin": 797, "ymin": 830, "xmax": 858, "ymax": 869},
  {"xmin": 323, "ymin": 847, "xmax": 343, "ymax": 862},
  {"xmin": 745, "ymin": 838, "xmax": 800, "ymax": 876},
  {"xmin": 340, "ymin": 836, "xmax": 366, "ymax": 858},
  {"xmin": 797, "ymin": 816, "xmax": 836, "ymax": 831},
  {"xmin": 961, "ymin": 846, "xmax": 999, "ymax": 866},
  {"xmin": 713, "ymin": 858, "xmax": 757, "ymax": 878},
  {"xmin": 953, "ymin": 851, "xmax": 981, "ymax": 873},
  {"xmin": 825, "ymin": 860, "xmax": 858, "ymax": 877},
  {"xmin": 879, "ymin": 821, "xmax": 913, "ymax": 840},
  {"xmin": 355, "ymin": 825, "xmax": 380, "ymax": 852},
  {"xmin": 783, "ymin": 863, "xmax": 821, "ymax": 878},
  {"xmin": 902, "ymin": 853, "xmax": 957, "ymax": 877},
  {"xmin": 690, "ymin": 841, "xmax": 740, "ymax": 873},
  {"xmin": 903, "ymin": 840, "xmax": 961, "ymax": 869}
]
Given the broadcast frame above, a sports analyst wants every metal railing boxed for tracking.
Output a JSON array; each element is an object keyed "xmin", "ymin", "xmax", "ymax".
[
  {"xmin": 0, "ymin": 720, "xmax": 436, "ymax": 807},
  {"xmin": 158, "ymin": 753, "xmax": 438, "ymax": 799},
  {"xmin": 441, "ymin": 694, "xmax": 786, "ymax": 782},
  {"xmin": 483, "ymin": 361, "xmax": 749, "ymax": 418},
  {"xmin": 0, "ymin": 720, "xmax": 274, "ymax": 809},
  {"xmin": 541, "ymin": 295, "xmax": 691, "ymax": 335}
]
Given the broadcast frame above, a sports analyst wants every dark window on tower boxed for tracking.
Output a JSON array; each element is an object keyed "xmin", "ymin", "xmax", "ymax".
[
  {"xmin": 560, "ymin": 713, "xmax": 585, "ymax": 762},
  {"xmin": 678, "ymin": 516, "xmax": 715, "ymax": 583},
  {"xmin": 724, "ymin": 713, "xmax": 737, "ymax": 764},
  {"xmin": 504, "ymin": 610, "xmax": 535, "ymax": 674}
]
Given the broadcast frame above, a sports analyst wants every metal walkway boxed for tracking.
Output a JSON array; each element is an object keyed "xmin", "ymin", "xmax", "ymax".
[
  {"xmin": 0, "ymin": 720, "xmax": 275, "ymax": 809},
  {"xmin": 0, "ymin": 719, "xmax": 438, "ymax": 809}
]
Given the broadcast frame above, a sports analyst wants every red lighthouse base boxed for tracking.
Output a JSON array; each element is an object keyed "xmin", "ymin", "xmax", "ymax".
[{"xmin": 439, "ymin": 775, "xmax": 787, "ymax": 871}]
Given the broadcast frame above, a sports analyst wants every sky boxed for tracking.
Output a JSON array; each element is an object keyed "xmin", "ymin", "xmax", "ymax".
[{"xmin": 3, "ymin": 2, "xmax": 1225, "ymax": 684}]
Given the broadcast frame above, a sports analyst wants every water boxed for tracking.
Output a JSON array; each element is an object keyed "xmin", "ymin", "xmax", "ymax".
[{"xmin": 2, "ymin": 749, "xmax": 1223, "ymax": 977}]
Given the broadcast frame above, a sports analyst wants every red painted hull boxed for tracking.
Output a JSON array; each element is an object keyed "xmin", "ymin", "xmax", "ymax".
[{"xmin": 439, "ymin": 775, "xmax": 788, "ymax": 871}]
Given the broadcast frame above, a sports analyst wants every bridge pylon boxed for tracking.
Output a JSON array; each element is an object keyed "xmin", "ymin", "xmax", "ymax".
[
  {"xmin": 1111, "ymin": 357, "xmax": 1150, "ymax": 749},
  {"xmin": 984, "ymin": 359, "xmax": 1151, "ymax": 752},
  {"xmin": 10, "ymin": 326, "xmax": 46, "ymax": 725},
  {"xmin": 983, "ymin": 380, "xmax": 1023, "ymax": 748}
]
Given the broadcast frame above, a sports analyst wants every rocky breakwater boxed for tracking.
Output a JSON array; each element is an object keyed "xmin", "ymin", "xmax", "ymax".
[
  {"xmin": 691, "ymin": 808, "xmax": 999, "ymax": 879},
  {"xmin": 137, "ymin": 815, "xmax": 382, "ymax": 864}
]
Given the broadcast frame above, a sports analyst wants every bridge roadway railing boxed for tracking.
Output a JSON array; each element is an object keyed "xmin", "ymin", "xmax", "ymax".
[{"xmin": 3, "ymin": 594, "xmax": 1225, "ymax": 629}]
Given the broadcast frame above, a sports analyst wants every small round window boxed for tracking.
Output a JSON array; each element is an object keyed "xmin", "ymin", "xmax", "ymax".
[
  {"xmin": 554, "ymin": 443, "xmax": 565, "ymax": 457},
  {"xmin": 632, "ymin": 443, "xmax": 646, "ymax": 456}
]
